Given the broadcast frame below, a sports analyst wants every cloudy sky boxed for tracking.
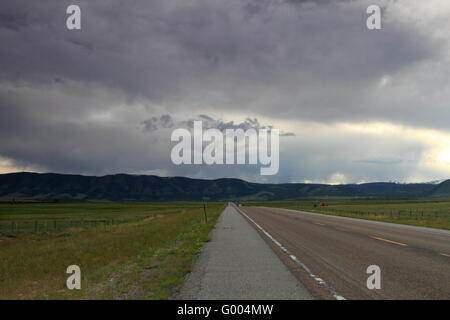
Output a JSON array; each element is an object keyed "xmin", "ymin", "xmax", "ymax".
[{"xmin": 1, "ymin": 0, "xmax": 450, "ymax": 184}]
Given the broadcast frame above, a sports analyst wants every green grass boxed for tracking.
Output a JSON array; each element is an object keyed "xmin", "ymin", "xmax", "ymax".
[
  {"xmin": 243, "ymin": 199, "xmax": 450, "ymax": 230},
  {"xmin": 0, "ymin": 202, "xmax": 225, "ymax": 299},
  {"xmin": 0, "ymin": 202, "xmax": 208, "ymax": 235}
]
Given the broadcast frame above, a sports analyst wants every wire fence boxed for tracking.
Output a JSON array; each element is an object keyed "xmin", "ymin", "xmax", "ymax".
[
  {"xmin": 0, "ymin": 203, "xmax": 213, "ymax": 237},
  {"xmin": 0, "ymin": 216, "xmax": 149, "ymax": 236},
  {"xmin": 312, "ymin": 207, "xmax": 450, "ymax": 220}
]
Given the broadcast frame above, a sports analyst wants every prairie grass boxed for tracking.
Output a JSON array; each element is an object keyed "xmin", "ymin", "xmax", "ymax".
[{"xmin": 0, "ymin": 202, "xmax": 225, "ymax": 299}]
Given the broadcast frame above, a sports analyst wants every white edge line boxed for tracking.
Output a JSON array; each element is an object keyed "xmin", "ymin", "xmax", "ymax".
[{"xmin": 233, "ymin": 204, "xmax": 346, "ymax": 301}]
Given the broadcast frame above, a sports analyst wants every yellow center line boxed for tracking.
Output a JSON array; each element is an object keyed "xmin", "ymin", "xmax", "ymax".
[
  {"xmin": 314, "ymin": 222, "xmax": 326, "ymax": 226},
  {"xmin": 370, "ymin": 236, "xmax": 408, "ymax": 247},
  {"xmin": 440, "ymin": 253, "xmax": 450, "ymax": 258}
]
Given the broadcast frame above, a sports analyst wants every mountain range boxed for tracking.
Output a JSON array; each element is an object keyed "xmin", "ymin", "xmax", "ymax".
[{"xmin": 1, "ymin": 172, "xmax": 450, "ymax": 202}]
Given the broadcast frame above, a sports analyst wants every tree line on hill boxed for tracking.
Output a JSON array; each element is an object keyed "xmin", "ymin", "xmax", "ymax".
[{"xmin": 0, "ymin": 172, "xmax": 449, "ymax": 202}]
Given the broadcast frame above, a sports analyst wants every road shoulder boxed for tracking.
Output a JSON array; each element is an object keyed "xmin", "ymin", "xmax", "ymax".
[{"xmin": 177, "ymin": 204, "xmax": 314, "ymax": 300}]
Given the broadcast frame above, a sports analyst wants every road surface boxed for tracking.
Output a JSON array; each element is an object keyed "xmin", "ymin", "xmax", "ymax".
[
  {"xmin": 178, "ymin": 204, "xmax": 313, "ymax": 299},
  {"xmin": 236, "ymin": 205, "xmax": 450, "ymax": 300}
]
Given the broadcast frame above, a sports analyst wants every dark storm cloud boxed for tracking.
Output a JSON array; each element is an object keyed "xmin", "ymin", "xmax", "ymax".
[
  {"xmin": 0, "ymin": 13, "xmax": 28, "ymax": 30},
  {"xmin": 0, "ymin": 0, "xmax": 436, "ymax": 109},
  {"xmin": 0, "ymin": 0, "xmax": 449, "ymax": 182}
]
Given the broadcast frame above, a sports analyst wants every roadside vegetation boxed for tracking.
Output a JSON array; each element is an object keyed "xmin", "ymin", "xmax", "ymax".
[
  {"xmin": 0, "ymin": 202, "xmax": 225, "ymax": 299},
  {"xmin": 243, "ymin": 199, "xmax": 450, "ymax": 230}
]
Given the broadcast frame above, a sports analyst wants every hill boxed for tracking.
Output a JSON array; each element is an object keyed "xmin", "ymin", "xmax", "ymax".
[
  {"xmin": 0, "ymin": 172, "xmax": 448, "ymax": 202},
  {"xmin": 429, "ymin": 180, "xmax": 450, "ymax": 198}
]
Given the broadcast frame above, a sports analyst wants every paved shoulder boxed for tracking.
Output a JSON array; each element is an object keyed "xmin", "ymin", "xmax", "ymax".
[{"xmin": 177, "ymin": 205, "xmax": 314, "ymax": 300}]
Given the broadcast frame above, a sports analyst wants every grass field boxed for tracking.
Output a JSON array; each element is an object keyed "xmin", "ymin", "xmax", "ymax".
[
  {"xmin": 243, "ymin": 199, "xmax": 450, "ymax": 230},
  {"xmin": 0, "ymin": 202, "xmax": 211, "ymax": 235},
  {"xmin": 0, "ymin": 202, "xmax": 225, "ymax": 299}
]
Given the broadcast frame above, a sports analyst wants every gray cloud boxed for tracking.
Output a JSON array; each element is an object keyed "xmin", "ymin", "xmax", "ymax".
[
  {"xmin": 142, "ymin": 114, "xmax": 296, "ymax": 137},
  {"xmin": 142, "ymin": 115, "xmax": 175, "ymax": 132},
  {"xmin": 0, "ymin": 0, "xmax": 449, "ymax": 182}
]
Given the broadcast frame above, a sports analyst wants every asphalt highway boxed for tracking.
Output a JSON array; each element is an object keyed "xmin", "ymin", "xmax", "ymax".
[{"xmin": 236, "ymin": 205, "xmax": 450, "ymax": 299}]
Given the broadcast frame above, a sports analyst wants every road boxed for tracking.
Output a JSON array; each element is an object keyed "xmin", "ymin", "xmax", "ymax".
[
  {"xmin": 178, "ymin": 204, "xmax": 313, "ymax": 299},
  {"xmin": 235, "ymin": 205, "xmax": 450, "ymax": 300}
]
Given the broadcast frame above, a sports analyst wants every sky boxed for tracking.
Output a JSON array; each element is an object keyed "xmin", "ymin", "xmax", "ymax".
[{"xmin": 1, "ymin": 0, "xmax": 450, "ymax": 184}]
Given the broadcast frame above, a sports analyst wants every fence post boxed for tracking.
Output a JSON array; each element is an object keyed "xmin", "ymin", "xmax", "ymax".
[{"xmin": 204, "ymin": 203, "xmax": 207, "ymax": 223}]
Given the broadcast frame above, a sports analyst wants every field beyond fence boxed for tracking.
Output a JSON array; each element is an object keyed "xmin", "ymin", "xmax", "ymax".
[
  {"xmin": 0, "ymin": 202, "xmax": 207, "ymax": 236},
  {"xmin": 243, "ymin": 199, "xmax": 450, "ymax": 230},
  {"xmin": 0, "ymin": 202, "xmax": 226, "ymax": 299}
]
